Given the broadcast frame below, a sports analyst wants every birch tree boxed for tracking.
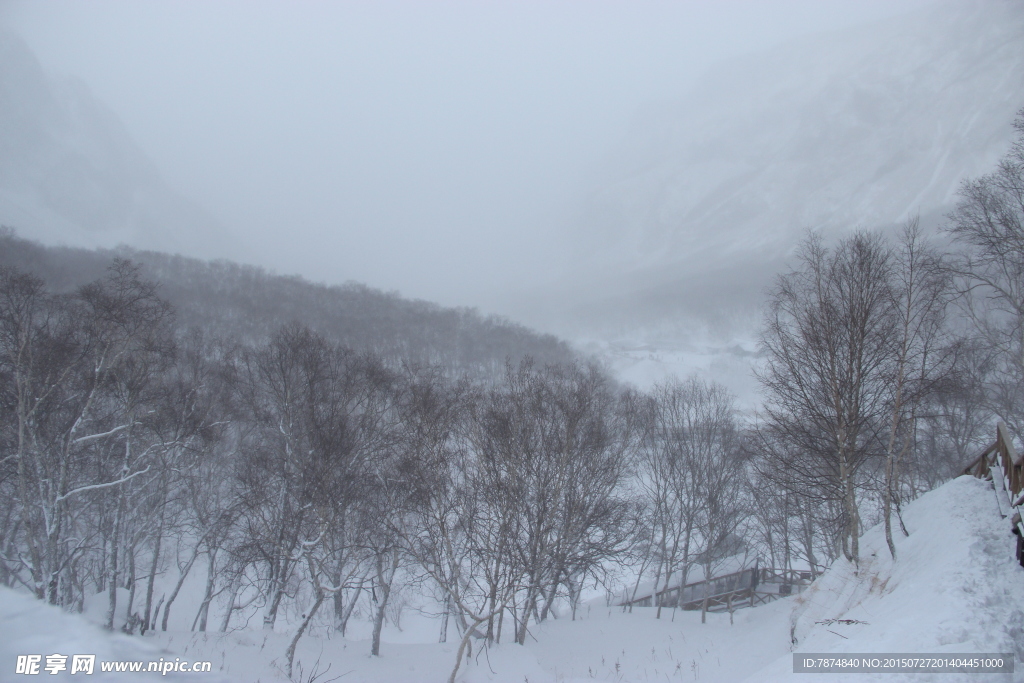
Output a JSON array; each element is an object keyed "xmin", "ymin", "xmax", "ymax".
[
  {"xmin": 879, "ymin": 221, "xmax": 954, "ymax": 558},
  {"xmin": 947, "ymin": 108, "xmax": 1024, "ymax": 436},
  {"xmin": 1, "ymin": 261, "xmax": 173, "ymax": 607},
  {"xmin": 757, "ymin": 232, "xmax": 896, "ymax": 564}
]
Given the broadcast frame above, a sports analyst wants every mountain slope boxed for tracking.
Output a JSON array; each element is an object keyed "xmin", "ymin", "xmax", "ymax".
[
  {"xmin": 0, "ymin": 30, "xmax": 233, "ymax": 260},
  {"xmin": 0, "ymin": 232, "xmax": 577, "ymax": 375},
  {"xmin": 546, "ymin": 0, "xmax": 1024, "ymax": 337},
  {"xmin": 748, "ymin": 475, "xmax": 1024, "ymax": 682}
]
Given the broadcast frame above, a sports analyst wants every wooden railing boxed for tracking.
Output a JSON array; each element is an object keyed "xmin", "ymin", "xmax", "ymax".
[
  {"xmin": 619, "ymin": 564, "xmax": 814, "ymax": 612},
  {"xmin": 963, "ymin": 421, "xmax": 1024, "ymax": 565}
]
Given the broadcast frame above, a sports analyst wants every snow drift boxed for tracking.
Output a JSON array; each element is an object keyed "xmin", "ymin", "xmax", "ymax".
[{"xmin": 0, "ymin": 587, "xmax": 233, "ymax": 682}]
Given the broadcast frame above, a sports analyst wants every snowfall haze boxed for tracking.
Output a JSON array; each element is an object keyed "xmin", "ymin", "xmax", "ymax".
[
  {"xmin": 2, "ymin": 3, "xmax": 1024, "ymax": 681},
  {"xmin": 1, "ymin": 2, "xmax": 930, "ymax": 296},
  {"xmin": 0, "ymin": 0, "xmax": 1021, "ymax": 401}
]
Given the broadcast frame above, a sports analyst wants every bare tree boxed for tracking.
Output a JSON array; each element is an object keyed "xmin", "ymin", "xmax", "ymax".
[
  {"xmin": 916, "ymin": 342, "xmax": 993, "ymax": 489},
  {"xmin": 0, "ymin": 261, "xmax": 174, "ymax": 611},
  {"xmin": 637, "ymin": 377, "xmax": 729, "ymax": 619},
  {"xmin": 141, "ymin": 329, "xmax": 234, "ymax": 634},
  {"xmin": 878, "ymin": 221, "xmax": 955, "ymax": 558},
  {"xmin": 946, "ymin": 108, "xmax": 1024, "ymax": 436},
  {"xmin": 236, "ymin": 325, "xmax": 338, "ymax": 632},
  {"xmin": 757, "ymin": 232, "xmax": 896, "ymax": 564},
  {"xmin": 0, "ymin": 267, "xmax": 78, "ymax": 601},
  {"xmin": 238, "ymin": 322, "xmax": 398, "ymax": 671},
  {"xmin": 469, "ymin": 359, "xmax": 633, "ymax": 644}
]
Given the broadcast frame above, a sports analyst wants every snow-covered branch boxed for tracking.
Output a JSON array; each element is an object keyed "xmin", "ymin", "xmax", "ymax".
[
  {"xmin": 70, "ymin": 423, "xmax": 133, "ymax": 447},
  {"xmin": 54, "ymin": 466, "xmax": 151, "ymax": 503}
]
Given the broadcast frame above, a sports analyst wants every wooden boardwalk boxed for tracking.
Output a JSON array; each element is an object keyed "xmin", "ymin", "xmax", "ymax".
[
  {"xmin": 963, "ymin": 421, "xmax": 1024, "ymax": 567},
  {"xmin": 619, "ymin": 564, "xmax": 813, "ymax": 613}
]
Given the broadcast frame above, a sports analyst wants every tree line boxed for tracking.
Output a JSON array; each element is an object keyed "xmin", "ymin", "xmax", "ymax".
[
  {"xmin": 1, "ymin": 110, "xmax": 1022, "ymax": 680},
  {"xmin": 756, "ymin": 109, "xmax": 1024, "ymax": 567},
  {"xmin": 0, "ymin": 268, "xmax": 736, "ymax": 677},
  {"xmin": 0, "ymin": 231, "xmax": 576, "ymax": 377}
]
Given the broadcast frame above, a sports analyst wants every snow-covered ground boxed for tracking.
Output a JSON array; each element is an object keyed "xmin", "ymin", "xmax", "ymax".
[
  {"xmin": 577, "ymin": 331, "xmax": 764, "ymax": 413},
  {"xmin": 2, "ymin": 475, "xmax": 1022, "ymax": 682},
  {"xmin": 0, "ymin": 587, "xmax": 233, "ymax": 682},
  {"xmin": 754, "ymin": 475, "xmax": 1024, "ymax": 683}
]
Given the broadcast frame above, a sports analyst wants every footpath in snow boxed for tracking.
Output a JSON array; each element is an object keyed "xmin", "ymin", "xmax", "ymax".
[
  {"xmin": 750, "ymin": 475, "xmax": 1024, "ymax": 683},
  {"xmin": 2, "ymin": 475, "xmax": 1022, "ymax": 682}
]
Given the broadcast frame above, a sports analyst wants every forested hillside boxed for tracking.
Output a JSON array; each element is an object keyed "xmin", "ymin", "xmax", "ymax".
[
  {"xmin": 0, "ymin": 230, "xmax": 576, "ymax": 375},
  {"xmin": 0, "ymin": 234, "xmax": 635, "ymax": 680}
]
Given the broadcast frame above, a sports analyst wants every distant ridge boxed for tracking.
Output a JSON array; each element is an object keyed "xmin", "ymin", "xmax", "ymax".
[{"xmin": 0, "ymin": 231, "xmax": 578, "ymax": 377}]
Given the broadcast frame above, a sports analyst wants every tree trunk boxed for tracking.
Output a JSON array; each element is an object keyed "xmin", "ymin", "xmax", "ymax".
[
  {"xmin": 370, "ymin": 552, "xmax": 398, "ymax": 656},
  {"xmin": 161, "ymin": 543, "xmax": 201, "ymax": 631},
  {"xmin": 846, "ymin": 471, "xmax": 860, "ymax": 565},
  {"xmin": 447, "ymin": 614, "xmax": 487, "ymax": 683},
  {"xmin": 515, "ymin": 586, "xmax": 539, "ymax": 645},
  {"xmin": 883, "ymin": 454, "xmax": 896, "ymax": 560},
  {"xmin": 539, "ymin": 566, "xmax": 562, "ymax": 622},
  {"xmin": 219, "ymin": 582, "xmax": 239, "ymax": 633},
  {"xmin": 801, "ymin": 508, "xmax": 818, "ymax": 574},
  {"xmin": 485, "ymin": 573, "xmax": 498, "ymax": 641},
  {"xmin": 123, "ymin": 543, "xmax": 138, "ymax": 634},
  {"xmin": 569, "ymin": 575, "xmax": 581, "ymax": 621},
  {"xmin": 700, "ymin": 563, "xmax": 710, "ymax": 625},
  {"xmin": 142, "ymin": 529, "xmax": 162, "ymax": 634},
  {"xmin": 439, "ymin": 593, "xmax": 450, "ymax": 643},
  {"xmin": 105, "ymin": 496, "xmax": 125, "ymax": 631},
  {"xmin": 339, "ymin": 582, "xmax": 362, "ymax": 637},
  {"xmin": 286, "ymin": 554, "xmax": 327, "ymax": 679},
  {"xmin": 195, "ymin": 547, "xmax": 218, "ymax": 632},
  {"xmin": 142, "ymin": 484, "xmax": 167, "ymax": 634}
]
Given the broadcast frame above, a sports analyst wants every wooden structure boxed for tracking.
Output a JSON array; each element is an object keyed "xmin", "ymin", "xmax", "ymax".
[
  {"xmin": 963, "ymin": 422, "xmax": 1024, "ymax": 566},
  {"xmin": 620, "ymin": 564, "xmax": 813, "ymax": 613},
  {"xmin": 619, "ymin": 425, "xmax": 1024, "ymax": 615},
  {"xmin": 747, "ymin": 567, "xmax": 815, "ymax": 607}
]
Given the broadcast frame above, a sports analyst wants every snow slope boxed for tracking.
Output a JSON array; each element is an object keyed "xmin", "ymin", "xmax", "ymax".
[
  {"xmin": 749, "ymin": 475, "xmax": 1024, "ymax": 683},
  {"xmin": 522, "ymin": 475, "xmax": 1024, "ymax": 683},
  {"xmin": 2, "ymin": 475, "xmax": 1021, "ymax": 682},
  {"xmin": 0, "ymin": 587, "xmax": 233, "ymax": 682}
]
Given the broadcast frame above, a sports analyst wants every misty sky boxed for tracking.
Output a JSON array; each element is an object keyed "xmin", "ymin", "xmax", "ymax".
[{"xmin": 1, "ymin": 0, "xmax": 932, "ymax": 312}]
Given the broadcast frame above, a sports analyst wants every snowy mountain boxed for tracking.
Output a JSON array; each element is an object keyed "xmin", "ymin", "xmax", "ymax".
[
  {"xmin": 516, "ymin": 0, "xmax": 1024, "ymax": 394},
  {"xmin": 581, "ymin": 1, "xmax": 1023, "ymax": 276},
  {"xmin": 0, "ymin": 31, "xmax": 234, "ymax": 260}
]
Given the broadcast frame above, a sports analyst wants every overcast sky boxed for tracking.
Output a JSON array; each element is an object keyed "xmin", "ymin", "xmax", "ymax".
[{"xmin": 1, "ymin": 0, "xmax": 931, "ymax": 311}]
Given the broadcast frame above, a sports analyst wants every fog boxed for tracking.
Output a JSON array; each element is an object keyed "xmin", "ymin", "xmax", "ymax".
[
  {"xmin": 7, "ymin": 0, "xmax": 1021, "ymax": 403},
  {"xmin": 1, "ymin": 0, "xmax": 927, "ymax": 311}
]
